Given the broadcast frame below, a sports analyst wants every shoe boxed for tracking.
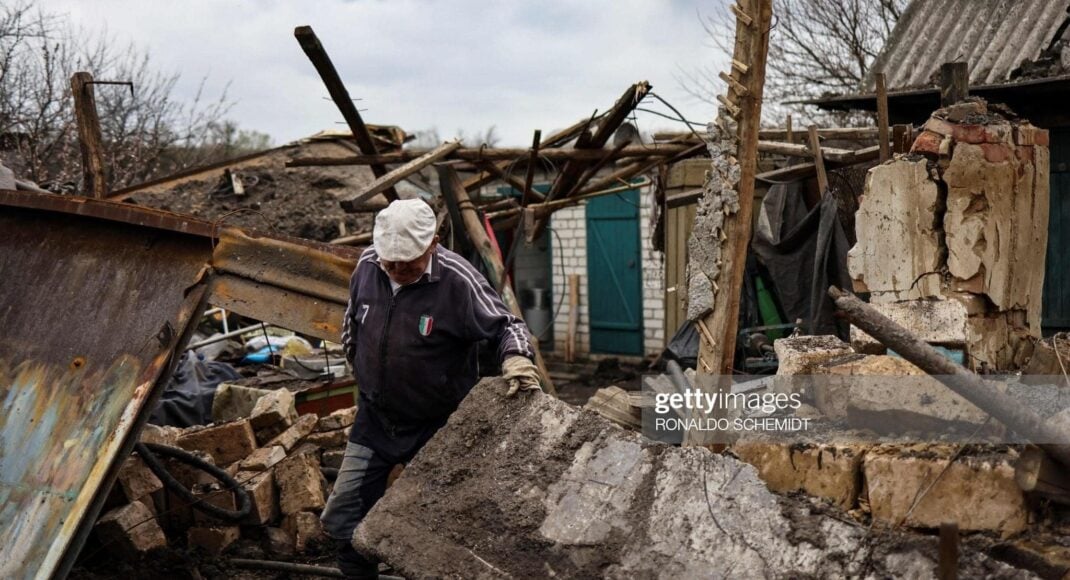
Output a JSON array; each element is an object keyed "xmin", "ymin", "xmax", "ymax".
[{"xmin": 337, "ymin": 539, "xmax": 379, "ymax": 579}]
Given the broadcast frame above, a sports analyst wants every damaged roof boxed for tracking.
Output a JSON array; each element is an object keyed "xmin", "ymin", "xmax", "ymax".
[{"xmin": 869, "ymin": 0, "xmax": 1070, "ymax": 91}]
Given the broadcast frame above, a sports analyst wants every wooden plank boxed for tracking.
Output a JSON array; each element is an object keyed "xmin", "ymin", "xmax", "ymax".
[
  {"xmin": 690, "ymin": 0, "xmax": 773, "ymax": 445},
  {"xmin": 460, "ymin": 115, "xmax": 594, "ymax": 193},
  {"xmin": 756, "ymin": 144, "xmax": 881, "ymax": 183},
  {"xmin": 340, "ymin": 141, "xmax": 461, "ymax": 210},
  {"xmin": 566, "ymin": 274, "xmax": 580, "ymax": 363},
  {"xmin": 70, "ymin": 72, "xmax": 108, "ymax": 198},
  {"xmin": 436, "ymin": 163, "xmax": 557, "ymax": 396},
  {"xmin": 940, "ymin": 61, "xmax": 969, "ymax": 107},
  {"xmin": 809, "ymin": 125, "xmax": 829, "ymax": 193},
  {"xmin": 876, "ymin": 72, "xmax": 891, "ymax": 163},
  {"xmin": 294, "ymin": 25, "xmax": 398, "ymax": 202},
  {"xmin": 785, "ymin": 114, "xmax": 793, "ymax": 144},
  {"xmin": 758, "ymin": 140, "xmax": 855, "ymax": 161},
  {"xmin": 579, "ymin": 142, "xmax": 706, "ymax": 196},
  {"xmin": 476, "ymin": 159, "xmax": 543, "ymax": 201}
]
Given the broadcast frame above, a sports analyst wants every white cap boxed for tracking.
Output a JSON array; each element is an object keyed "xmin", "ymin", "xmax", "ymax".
[{"xmin": 373, "ymin": 199, "xmax": 436, "ymax": 261}]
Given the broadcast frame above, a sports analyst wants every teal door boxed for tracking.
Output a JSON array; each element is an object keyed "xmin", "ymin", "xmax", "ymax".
[
  {"xmin": 586, "ymin": 189, "xmax": 643, "ymax": 354},
  {"xmin": 1044, "ymin": 129, "xmax": 1070, "ymax": 330}
]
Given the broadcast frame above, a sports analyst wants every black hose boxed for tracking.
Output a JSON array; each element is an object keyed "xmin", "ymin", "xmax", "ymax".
[{"xmin": 135, "ymin": 441, "xmax": 251, "ymax": 521}]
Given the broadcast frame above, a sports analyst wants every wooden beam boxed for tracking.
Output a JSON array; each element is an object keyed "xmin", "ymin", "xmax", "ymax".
[
  {"xmin": 566, "ymin": 140, "xmax": 631, "ymax": 199},
  {"xmin": 566, "ymin": 274, "xmax": 580, "ymax": 363},
  {"xmin": 690, "ymin": 0, "xmax": 773, "ymax": 446},
  {"xmin": 758, "ymin": 140, "xmax": 855, "ymax": 161},
  {"xmin": 70, "ymin": 72, "xmax": 108, "ymax": 198},
  {"xmin": 287, "ymin": 143, "xmax": 686, "ymax": 167},
  {"xmin": 486, "ymin": 177, "xmax": 652, "ymax": 222},
  {"xmin": 785, "ymin": 114, "xmax": 793, "ymax": 144},
  {"xmin": 876, "ymin": 72, "xmax": 891, "ymax": 162},
  {"xmin": 460, "ymin": 115, "xmax": 593, "ymax": 193},
  {"xmin": 340, "ymin": 140, "xmax": 462, "ymax": 210},
  {"xmin": 940, "ymin": 61, "xmax": 969, "ymax": 107},
  {"xmin": 578, "ymin": 142, "xmax": 706, "ymax": 196},
  {"xmin": 808, "ymin": 126, "xmax": 829, "ymax": 193},
  {"xmin": 294, "ymin": 25, "xmax": 398, "ymax": 201},
  {"xmin": 756, "ymin": 144, "xmax": 880, "ymax": 183},
  {"xmin": 436, "ymin": 163, "xmax": 557, "ymax": 397},
  {"xmin": 730, "ymin": 3, "xmax": 753, "ymax": 26}
]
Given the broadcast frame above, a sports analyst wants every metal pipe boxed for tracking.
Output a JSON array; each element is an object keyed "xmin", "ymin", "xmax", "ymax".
[{"xmin": 185, "ymin": 322, "xmax": 272, "ymax": 351}]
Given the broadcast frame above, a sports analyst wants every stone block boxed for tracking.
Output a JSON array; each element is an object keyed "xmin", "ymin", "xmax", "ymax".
[
  {"xmin": 731, "ymin": 442, "xmax": 866, "ymax": 510},
  {"xmin": 239, "ymin": 445, "xmax": 286, "ymax": 472},
  {"xmin": 849, "ymin": 299, "xmax": 968, "ymax": 354},
  {"xmin": 250, "ymin": 388, "xmax": 297, "ymax": 432},
  {"xmin": 237, "ymin": 470, "xmax": 279, "ymax": 525},
  {"xmin": 283, "ymin": 511, "xmax": 326, "ymax": 553},
  {"xmin": 176, "ymin": 419, "xmax": 257, "ymax": 465},
  {"xmin": 187, "ymin": 526, "xmax": 240, "ymax": 556},
  {"xmin": 317, "ymin": 406, "xmax": 357, "ymax": 432},
  {"xmin": 305, "ymin": 428, "xmax": 348, "ymax": 449},
  {"xmin": 352, "ymin": 379, "xmax": 1018, "ymax": 578},
  {"xmin": 139, "ymin": 423, "xmax": 180, "ymax": 446},
  {"xmin": 116, "ymin": 455, "xmax": 163, "ymax": 503},
  {"xmin": 773, "ymin": 335, "xmax": 853, "ymax": 376},
  {"xmin": 265, "ymin": 413, "xmax": 318, "ymax": 451},
  {"xmin": 264, "ymin": 527, "xmax": 296, "ymax": 556},
  {"xmin": 95, "ymin": 500, "xmax": 167, "ymax": 558},
  {"xmin": 864, "ymin": 445, "xmax": 1027, "ymax": 536},
  {"xmin": 276, "ymin": 452, "xmax": 326, "ymax": 515},
  {"xmin": 192, "ymin": 487, "xmax": 238, "ymax": 526},
  {"xmin": 322, "ymin": 449, "xmax": 345, "ymax": 469}
]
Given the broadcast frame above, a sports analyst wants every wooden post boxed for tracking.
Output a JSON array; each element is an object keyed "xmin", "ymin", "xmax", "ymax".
[
  {"xmin": 70, "ymin": 72, "xmax": 108, "ymax": 198},
  {"xmin": 876, "ymin": 72, "xmax": 891, "ymax": 163},
  {"xmin": 892, "ymin": 124, "xmax": 912, "ymax": 154},
  {"xmin": 294, "ymin": 25, "xmax": 398, "ymax": 202},
  {"xmin": 938, "ymin": 522, "xmax": 958, "ymax": 580},
  {"xmin": 437, "ymin": 163, "xmax": 557, "ymax": 396},
  {"xmin": 808, "ymin": 125, "xmax": 829, "ymax": 193},
  {"xmin": 689, "ymin": 0, "xmax": 773, "ymax": 446},
  {"xmin": 940, "ymin": 62, "xmax": 969, "ymax": 107},
  {"xmin": 522, "ymin": 129, "xmax": 542, "ymax": 205},
  {"xmin": 785, "ymin": 114, "xmax": 793, "ymax": 144},
  {"xmin": 566, "ymin": 274, "xmax": 580, "ymax": 363}
]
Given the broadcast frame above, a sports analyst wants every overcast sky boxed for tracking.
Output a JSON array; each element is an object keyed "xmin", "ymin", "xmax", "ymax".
[{"xmin": 38, "ymin": 0, "xmax": 725, "ymax": 147}]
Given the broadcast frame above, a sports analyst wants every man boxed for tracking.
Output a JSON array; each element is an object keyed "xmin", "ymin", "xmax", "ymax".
[{"xmin": 321, "ymin": 198, "xmax": 542, "ymax": 578}]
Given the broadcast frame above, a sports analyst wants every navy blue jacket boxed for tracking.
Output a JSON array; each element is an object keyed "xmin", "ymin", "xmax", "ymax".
[{"xmin": 342, "ymin": 245, "xmax": 534, "ymax": 456}]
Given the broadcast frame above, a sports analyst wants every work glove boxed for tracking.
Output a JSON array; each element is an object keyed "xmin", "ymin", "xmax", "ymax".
[{"xmin": 502, "ymin": 355, "xmax": 542, "ymax": 397}]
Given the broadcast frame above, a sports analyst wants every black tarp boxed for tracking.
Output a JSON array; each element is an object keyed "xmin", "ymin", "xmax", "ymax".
[
  {"xmin": 751, "ymin": 182, "xmax": 852, "ymax": 339},
  {"xmin": 149, "ymin": 352, "xmax": 241, "ymax": 427}
]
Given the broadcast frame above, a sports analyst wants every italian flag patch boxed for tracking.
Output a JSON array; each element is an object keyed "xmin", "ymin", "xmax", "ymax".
[{"xmin": 418, "ymin": 314, "xmax": 434, "ymax": 336}]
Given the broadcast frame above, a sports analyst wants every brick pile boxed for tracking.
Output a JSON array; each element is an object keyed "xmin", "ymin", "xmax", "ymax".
[{"xmin": 90, "ymin": 388, "xmax": 356, "ymax": 561}]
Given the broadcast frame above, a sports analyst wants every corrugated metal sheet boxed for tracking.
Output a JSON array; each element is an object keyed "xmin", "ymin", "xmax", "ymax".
[{"xmin": 868, "ymin": 0, "xmax": 1070, "ymax": 91}]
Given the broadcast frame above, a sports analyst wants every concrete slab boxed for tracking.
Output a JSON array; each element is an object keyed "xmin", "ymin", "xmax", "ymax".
[{"xmin": 354, "ymin": 378, "xmax": 1026, "ymax": 579}]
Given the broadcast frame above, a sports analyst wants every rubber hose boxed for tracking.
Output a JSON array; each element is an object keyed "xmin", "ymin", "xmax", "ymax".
[
  {"xmin": 135, "ymin": 441, "xmax": 251, "ymax": 521},
  {"xmin": 229, "ymin": 558, "xmax": 405, "ymax": 580}
]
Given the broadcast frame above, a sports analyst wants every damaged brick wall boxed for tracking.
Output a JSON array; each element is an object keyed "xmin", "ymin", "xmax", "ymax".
[{"xmin": 848, "ymin": 99, "xmax": 1050, "ymax": 370}]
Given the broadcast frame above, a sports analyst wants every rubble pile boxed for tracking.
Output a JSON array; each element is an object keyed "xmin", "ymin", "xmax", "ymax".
[
  {"xmin": 90, "ymin": 388, "xmax": 356, "ymax": 562},
  {"xmin": 848, "ymin": 98, "xmax": 1049, "ymax": 371}
]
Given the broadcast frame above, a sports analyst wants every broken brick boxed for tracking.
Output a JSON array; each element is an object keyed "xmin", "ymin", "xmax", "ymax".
[
  {"xmin": 250, "ymin": 388, "xmax": 297, "ymax": 432},
  {"xmin": 265, "ymin": 413, "xmax": 318, "ymax": 451},
  {"xmin": 910, "ymin": 129, "xmax": 944, "ymax": 156},
  {"xmin": 239, "ymin": 445, "xmax": 286, "ymax": 472},
  {"xmin": 980, "ymin": 142, "xmax": 1011, "ymax": 163},
  {"xmin": 176, "ymin": 419, "xmax": 257, "ymax": 465},
  {"xmin": 283, "ymin": 511, "xmax": 326, "ymax": 553},
  {"xmin": 187, "ymin": 526, "xmax": 240, "ymax": 556},
  {"xmin": 94, "ymin": 500, "xmax": 167, "ymax": 559},
  {"xmin": 732, "ymin": 442, "xmax": 866, "ymax": 510},
  {"xmin": 139, "ymin": 423, "xmax": 180, "ymax": 446},
  {"xmin": 304, "ymin": 428, "xmax": 348, "ymax": 449},
  {"xmin": 276, "ymin": 452, "xmax": 326, "ymax": 515},
  {"xmin": 316, "ymin": 406, "xmax": 356, "ymax": 432},
  {"xmin": 115, "ymin": 455, "xmax": 163, "ymax": 503},
  {"xmin": 236, "ymin": 470, "xmax": 279, "ymax": 525}
]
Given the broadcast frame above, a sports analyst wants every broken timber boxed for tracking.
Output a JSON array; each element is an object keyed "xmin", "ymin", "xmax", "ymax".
[
  {"xmin": 338, "ymin": 140, "xmax": 461, "ymax": 210},
  {"xmin": 287, "ymin": 143, "xmax": 689, "ymax": 166},
  {"xmin": 294, "ymin": 25, "xmax": 398, "ymax": 203},
  {"xmin": 436, "ymin": 164, "xmax": 557, "ymax": 396},
  {"xmin": 687, "ymin": 0, "xmax": 773, "ymax": 445}
]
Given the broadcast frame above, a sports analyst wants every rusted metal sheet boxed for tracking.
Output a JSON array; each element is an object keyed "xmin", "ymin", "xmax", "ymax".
[
  {"xmin": 0, "ymin": 192, "xmax": 213, "ymax": 579},
  {"xmin": 209, "ymin": 228, "xmax": 356, "ymax": 343}
]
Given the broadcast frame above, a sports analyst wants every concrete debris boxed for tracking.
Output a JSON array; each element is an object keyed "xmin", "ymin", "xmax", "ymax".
[
  {"xmin": 266, "ymin": 413, "xmax": 318, "ymax": 451},
  {"xmin": 249, "ymin": 388, "xmax": 298, "ymax": 432},
  {"xmin": 847, "ymin": 99, "xmax": 1048, "ymax": 371},
  {"xmin": 354, "ymin": 378, "xmax": 1026, "ymax": 578},
  {"xmin": 239, "ymin": 445, "xmax": 287, "ymax": 472},
  {"xmin": 304, "ymin": 427, "xmax": 349, "ymax": 448},
  {"xmin": 731, "ymin": 442, "xmax": 866, "ymax": 510},
  {"xmin": 138, "ymin": 423, "xmax": 181, "ymax": 447},
  {"xmin": 864, "ymin": 445, "xmax": 1028, "ymax": 537},
  {"xmin": 283, "ymin": 511, "xmax": 327, "ymax": 553},
  {"xmin": 238, "ymin": 470, "xmax": 280, "ymax": 525},
  {"xmin": 115, "ymin": 456, "xmax": 163, "ymax": 503},
  {"xmin": 276, "ymin": 452, "xmax": 327, "ymax": 515},
  {"xmin": 850, "ymin": 299, "xmax": 968, "ymax": 354}
]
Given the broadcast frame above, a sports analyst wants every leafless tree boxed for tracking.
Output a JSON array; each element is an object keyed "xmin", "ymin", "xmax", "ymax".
[
  {"xmin": 680, "ymin": 0, "xmax": 907, "ymax": 125},
  {"xmin": 0, "ymin": 1, "xmax": 266, "ymax": 193}
]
